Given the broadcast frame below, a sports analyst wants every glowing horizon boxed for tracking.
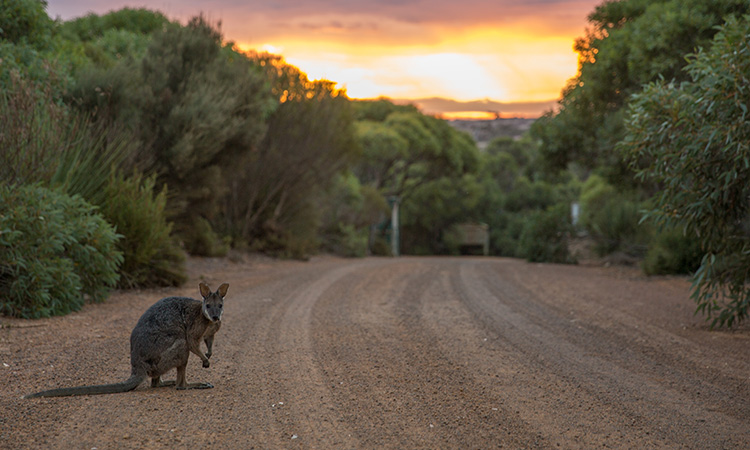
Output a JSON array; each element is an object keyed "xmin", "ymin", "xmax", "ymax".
[{"xmin": 47, "ymin": 0, "xmax": 602, "ymax": 118}]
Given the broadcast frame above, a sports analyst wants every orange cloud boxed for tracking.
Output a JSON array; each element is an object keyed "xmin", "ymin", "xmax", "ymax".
[{"xmin": 237, "ymin": 23, "xmax": 579, "ymax": 105}]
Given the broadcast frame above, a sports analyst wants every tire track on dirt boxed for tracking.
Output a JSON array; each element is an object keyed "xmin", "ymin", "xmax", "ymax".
[
  {"xmin": 500, "ymin": 262, "xmax": 750, "ymax": 393},
  {"xmin": 260, "ymin": 260, "xmax": 380, "ymax": 449},
  {"xmin": 310, "ymin": 259, "xmax": 551, "ymax": 449},
  {"xmin": 456, "ymin": 259, "xmax": 749, "ymax": 449}
]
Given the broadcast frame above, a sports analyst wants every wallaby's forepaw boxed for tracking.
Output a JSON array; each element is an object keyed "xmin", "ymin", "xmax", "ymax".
[
  {"xmin": 202, "ymin": 359, "xmax": 210, "ymax": 368},
  {"xmin": 205, "ymin": 351, "xmax": 212, "ymax": 359}
]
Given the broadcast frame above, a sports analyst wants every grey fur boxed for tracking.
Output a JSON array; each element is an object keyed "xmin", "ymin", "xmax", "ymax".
[{"xmin": 24, "ymin": 282, "xmax": 228, "ymax": 398}]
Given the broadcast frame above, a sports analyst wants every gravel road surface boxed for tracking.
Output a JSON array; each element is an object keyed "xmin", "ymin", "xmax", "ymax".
[{"xmin": 2, "ymin": 256, "xmax": 749, "ymax": 449}]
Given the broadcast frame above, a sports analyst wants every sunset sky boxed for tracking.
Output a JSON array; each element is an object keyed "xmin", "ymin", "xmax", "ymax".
[{"xmin": 47, "ymin": 0, "xmax": 603, "ymax": 118}]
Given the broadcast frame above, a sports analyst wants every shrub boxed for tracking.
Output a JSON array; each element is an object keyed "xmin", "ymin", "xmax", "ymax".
[
  {"xmin": 580, "ymin": 176, "xmax": 647, "ymax": 256},
  {"xmin": 643, "ymin": 227, "xmax": 704, "ymax": 276},
  {"xmin": 622, "ymin": 17, "xmax": 750, "ymax": 327},
  {"xmin": 180, "ymin": 216, "xmax": 230, "ymax": 258},
  {"xmin": 0, "ymin": 73, "xmax": 135, "ymax": 216},
  {"xmin": 99, "ymin": 172, "xmax": 187, "ymax": 288},
  {"xmin": 328, "ymin": 224, "xmax": 368, "ymax": 258},
  {"xmin": 0, "ymin": 74, "xmax": 68, "ymax": 186},
  {"xmin": 519, "ymin": 203, "xmax": 575, "ymax": 264},
  {"xmin": 579, "ymin": 175, "xmax": 614, "ymax": 230},
  {"xmin": 0, "ymin": 185, "xmax": 122, "ymax": 318}
]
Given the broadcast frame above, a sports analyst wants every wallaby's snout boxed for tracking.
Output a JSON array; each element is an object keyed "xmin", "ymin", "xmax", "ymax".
[
  {"xmin": 200, "ymin": 282, "xmax": 229, "ymax": 323},
  {"xmin": 206, "ymin": 304, "xmax": 222, "ymax": 322}
]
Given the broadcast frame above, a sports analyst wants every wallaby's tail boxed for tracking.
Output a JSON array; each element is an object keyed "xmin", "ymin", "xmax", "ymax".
[{"xmin": 24, "ymin": 375, "xmax": 144, "ymax": 398}]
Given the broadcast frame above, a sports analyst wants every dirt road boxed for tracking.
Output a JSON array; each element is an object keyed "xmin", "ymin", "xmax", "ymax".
[{"xmin": 2, "ymin": 256, "xmax": 749, "ymax": 449}]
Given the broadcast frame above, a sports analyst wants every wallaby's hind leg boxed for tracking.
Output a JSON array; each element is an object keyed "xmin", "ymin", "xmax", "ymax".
[{"xmin": 174, "ymin": 364, "xmax": 213, "ymax": 390}]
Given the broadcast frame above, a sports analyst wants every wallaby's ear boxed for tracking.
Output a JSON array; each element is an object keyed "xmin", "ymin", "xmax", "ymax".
[
  {"xmin": 217, "ymin": 283, "xmax": 229, "ymax": 298},
  {"xmin": 199, "ymin": 282, "xmax": 211, "ymax": 299}
]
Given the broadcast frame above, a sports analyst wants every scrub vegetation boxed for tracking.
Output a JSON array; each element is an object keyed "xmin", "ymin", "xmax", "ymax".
[{"xmin": 1, "ymin": 0, "xmax": 749, "ymax": 326}]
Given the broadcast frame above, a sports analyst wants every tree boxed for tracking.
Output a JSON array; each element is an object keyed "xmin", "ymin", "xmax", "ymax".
[
  {"xmin": 133, "ymin": 17, "xmax": 273, "ymax": 254},
  {"xmin": 532, "ymin": 0, "xmax": 750, "ymax": 180},
  {"xmin": 0, "ymin": 0, "xmax": 60, "ymax": 88},
  {"xmin": 0, "ymin": 0, "xmax": 53, "ymax": 46},
  {"xmin": 352, "ymin": 100, "xmax": 482, "ymax": 254},
  {"xmin": 354, "ymin": 103, "xmax": 479, "ymax": 199},
  {"xmin": 621, "ymin": 16, "xmax": 750, "ymax": 327},
  {"xmin": 227, "ymin": 53, "xmax": 358, "ymax": 257}
]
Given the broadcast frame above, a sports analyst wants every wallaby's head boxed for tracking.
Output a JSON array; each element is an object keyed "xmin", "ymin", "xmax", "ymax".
[{"xmin": 199, "ymin": 282, "xmax": 229, "ymax": 323}]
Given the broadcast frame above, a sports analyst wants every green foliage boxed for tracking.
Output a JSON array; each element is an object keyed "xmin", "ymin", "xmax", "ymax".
[
  {"xmin": 65, "ymin": 16, "xmax": 274, "ymax": 255},
  {"xmin": 0, "ymin": 74, "xmax": 132, "ymax": 204},
  {"xmin": 182, "ymin": 216, "xmax": 230, "ymax": 258},
  {"xmin": 0, "ymin": 73, "xmax": 66, "ymax": 185},
  {"xmin": 353, "ymin": 99, "xmax": 484, "ymax": 254},
  {"xmin": 519, "ymin": 204, "xmax": 575, "ymax": 264},
  {"xmin": 0, "ymin": 0, "xmax": 53, "ymax": 47},
  {"xmin": 55, "ymin": 7, "xmax": 170, "ymax": 74},
  {"xmin": 99, "ymin": 172, "xmax": 187, "ymax": 287},
  {"xmin": 352, "ymin": 98, "xmax": 413, "ymax": 122},
  {"xmin": 503, "ymin": 177, "xmax": 558, "ymax": 213},
  {"xmin": 135, "ymin": 18, "xmax": 272, "ymax": 253},
  {"xmin": 588, "ymin": 194, "xmax": 645, "ymax": 256},
  {"xmin": 354, "ymin": 102, "xmax": 479, "ymax": 197},
  {"xmin": 579, "ymin": 175, "xmax": 647, "ymax": 256},
  {"xmin": 622, "ymin": 16, "xmax": 750, "ymax": 327},
  {"xmin": 0, "ymin": 185, "xmax": 122, "ymax": 318},
  {"xmin": 49, "ymin": 123, "xmax": 134, "ymax": 206},
  {"xmin": 470, "ymin": 135, "xmax": 579, "ymax": 262},
  {"xmin": 329, "ymin": 224, "xmax": 369, "ymax": 258},
  {"xmin": 59, "ymin": 8, "xmax": 170, "ymax": 43},
  {"xmin": 0, "ymin": 0, "xmax": 71, "ymax": 91},
  {"xmin": 401, "ymin": 174, "xmax": 483, "ymax": 255},
  {"xmin": 532, "ymin": 0, "xmax": 750, "ymax": 177},
  {"xmin": 230, "ymin": 53, "xmax": 356, "ymax": 257},
  {"xmin": 319, "ymin": 172, "xmax": 388, "ymax": 257},
  {"xmin": 355, "ymin": 120, "xmax": 409, "ymax": 189},
  {"xmin": 642, "ymin": 227, "xmax": 703, "ymax": 276}
]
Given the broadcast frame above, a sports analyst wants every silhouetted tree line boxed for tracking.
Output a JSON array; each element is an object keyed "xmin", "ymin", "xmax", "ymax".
[{"xmin": 3, "ymin": 1, "xmax": 750, "ymax": 326}]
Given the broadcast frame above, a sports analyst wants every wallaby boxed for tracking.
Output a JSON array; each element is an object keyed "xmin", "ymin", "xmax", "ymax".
[{"xmin": 25, "ymin": 282, "xmax": 229, "ymax": 398}]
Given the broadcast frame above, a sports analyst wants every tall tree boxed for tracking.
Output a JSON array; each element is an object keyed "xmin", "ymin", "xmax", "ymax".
[
  {"xmin": 622, "ymin": 16, "xmax": 750, "ymax": 327},
  {"xmin": 0, "ymin": 0, "xmax": 59, "ymax": 88},
  {"xmin": 227, "ymin": 53, "xmax": 358, "ymax": 256},
  {"xmin": 352, "ymin": 99, "xmax": 482, "ymax": 254},
  {"xmin": 134, "ymin": 17, "xmax": 273, "ymax": 254},
  {"xmin": 532, "ymin": 0, "xmax": 750, "ymax": 181}
]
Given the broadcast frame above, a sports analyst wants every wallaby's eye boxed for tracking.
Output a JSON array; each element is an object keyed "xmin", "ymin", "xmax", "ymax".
[{"xmin": 218, "ymin": 304, "xmax": 223, "ymax": 309}]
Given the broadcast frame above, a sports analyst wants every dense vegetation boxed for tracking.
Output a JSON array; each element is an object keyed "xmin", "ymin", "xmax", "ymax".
[
  {"xmin": 532, "ymin": 0, "xmax": 750, "ymax": 327},
  {"xmin": 1, "ymin": 1, "xmax": 749, "ymax": 326}
]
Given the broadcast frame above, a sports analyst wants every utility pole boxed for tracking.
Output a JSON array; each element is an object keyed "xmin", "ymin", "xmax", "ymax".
[{"xmin": 389, "ymin": 196, "xmax": 400, "ymax": 257}]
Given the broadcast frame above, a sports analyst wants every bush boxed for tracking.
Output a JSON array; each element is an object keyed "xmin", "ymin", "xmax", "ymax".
[
  {"xmin": 0, "ymin": 74, "xmax": 133, "ymax": 203},
  {"xmin": 328, "ymin": 224, "xmax": 368, "ymax": 257},
  {"xmin": 519, "ymin": 203, "xmax": 575, "ymax": 264},
  {"xmin": 643, "ymin": 227, "xmax": 704, "ymax": 276},
  {"xmin": 491, "ymin": 213, "xmax": 527, "ymax": 257},
  {"xmin": 580, "ymin": 176, "xmax": 646, "ymax": 256},
  {"xmin": 180, "ymin": 216, "xmax": 229, "ymax": 258},
  {"xmin": 0, "ymin": 185, "xmax": 122, "ymax": 318},
  {"xmin": 622, "ymin": 16, "xmax": 750, "ymax": 327},
  {"xmin": 99, "ymin": 172, "xmax": 187, "ymax": 288}
]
